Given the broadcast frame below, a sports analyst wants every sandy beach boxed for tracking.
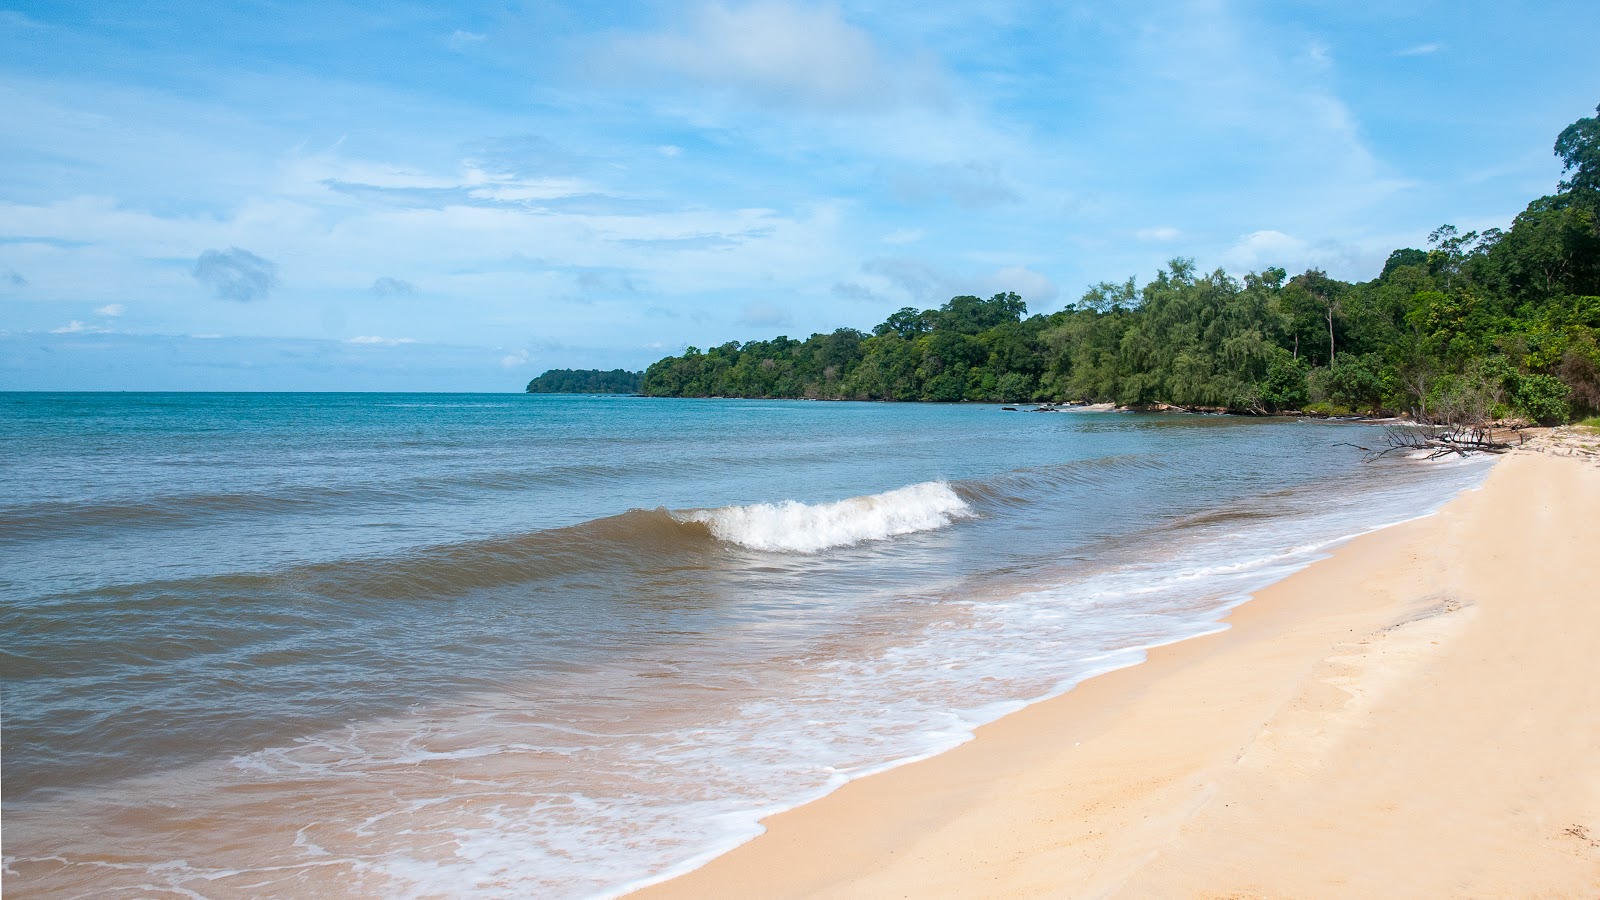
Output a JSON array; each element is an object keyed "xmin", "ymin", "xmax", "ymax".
[{"xmin": 635, "ymin": 441, "xmax": 1600, "ymax": 898}]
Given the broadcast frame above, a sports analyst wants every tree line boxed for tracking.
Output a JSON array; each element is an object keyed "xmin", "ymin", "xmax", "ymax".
[
  {"xmin": 641, "ymin": 105, "xmax": 1600, "ymax": 424},
  {"xmin": 525, "ymin": 368, "xmax": 643, "ymax": 394}
]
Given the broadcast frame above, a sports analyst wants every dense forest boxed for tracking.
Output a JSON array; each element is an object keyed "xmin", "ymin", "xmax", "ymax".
[
  {"xmin": 641, "ymin": 106, "xmax": 1600, "ymax": 425},
  {"xmin": 525, "ymin": 368, "xmax": 643, "ymax": 394}
]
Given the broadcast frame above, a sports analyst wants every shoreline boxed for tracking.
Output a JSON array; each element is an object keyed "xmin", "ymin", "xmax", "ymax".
[{"xmin": 632, "ymin": 444, "xmax": 1600, "ymax": 898}]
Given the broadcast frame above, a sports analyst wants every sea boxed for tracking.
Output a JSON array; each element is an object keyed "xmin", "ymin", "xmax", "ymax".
[{"xmin": 0, "ymin": 392, "xmax": 1492, "ymax": 897}]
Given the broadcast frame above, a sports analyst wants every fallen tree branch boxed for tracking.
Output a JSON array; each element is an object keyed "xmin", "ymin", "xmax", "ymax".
[{"xmin": 1363, "ymin": 423, "xmax": 1512, "ymax": 462}]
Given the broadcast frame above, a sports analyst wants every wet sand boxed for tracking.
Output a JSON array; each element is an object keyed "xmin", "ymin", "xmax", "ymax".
[{"xmin": 634, "ymin": 446, "xmax": 1600, "ymax": 898}]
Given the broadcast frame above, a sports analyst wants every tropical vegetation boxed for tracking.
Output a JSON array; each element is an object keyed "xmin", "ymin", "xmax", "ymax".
[
  {"xmin": 641, "ymin": 105, "xmax": 1600, "ymax": 424},
  {"xmin": 525, "ymin": 368, "xmax": 643, "ymax": 394}
]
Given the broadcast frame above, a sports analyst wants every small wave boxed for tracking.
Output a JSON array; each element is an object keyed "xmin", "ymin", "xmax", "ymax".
[
  {"xmin": 953, "ymin": 454, "xmax": 1167, "ymax": 509},
  {"xmin": 677, "ymin": 481, "xmax": 972, "ymax": 553}
]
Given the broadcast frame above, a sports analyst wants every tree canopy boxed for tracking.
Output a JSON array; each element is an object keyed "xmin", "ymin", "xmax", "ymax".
[
  {"xmin": 641, "ymin": 107, "xmax": 1600, "ymax": 424},
  {"xmin": 525, "ymin": 369, "xmax": 643, "ymax": 394}
]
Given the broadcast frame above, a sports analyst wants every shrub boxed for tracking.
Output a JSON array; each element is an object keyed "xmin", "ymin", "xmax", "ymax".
[
  {"xmin": 1302, "ymin": 400, "xmax": 1354, "ymax": 416},
  {"xmin": 1512, "ymin": 373, "xmax": 1572, "ymax": 424},
  {"xmin": 1558, "ymin": 347, "xmax": 1600, "ymax": 415},
  {"xmin": 995, "ymin": 372, "xmax": 1036, "ymax": 403},
  {"xmin": 1308, "ymin": 353, "xmax": 1387, "ymax": 413},
  {"xmin": 1257, "ymin": 351, "xmax": 1309, "ymax": 411}
]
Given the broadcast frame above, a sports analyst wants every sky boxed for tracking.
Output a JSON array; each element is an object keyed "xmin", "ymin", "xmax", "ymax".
[{"xmin": 1, "ymin": 1, "xmax": 1597, "ymax": 390}]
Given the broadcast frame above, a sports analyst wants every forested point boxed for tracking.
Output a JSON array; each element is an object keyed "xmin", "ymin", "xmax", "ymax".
[
  {"xmin": 641, "ymin": 104, "xmax": 1600, "ymax": 425},
  {"xmin": 525, "ymin": 369, "xmax": 644, "ymax": 394}
]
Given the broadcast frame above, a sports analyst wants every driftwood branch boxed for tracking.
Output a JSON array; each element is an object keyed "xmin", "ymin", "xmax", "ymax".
[{"xmin": 1363, "ymin": 423, "xmax": 1512, "ymax": 462}]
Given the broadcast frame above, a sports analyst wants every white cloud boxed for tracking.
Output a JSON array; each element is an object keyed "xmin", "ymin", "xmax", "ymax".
[
  {"xmin": 50, "ymin": 320, "xmax": 108, "ymax": 334},
  {"xmin": 657, "ymin": 145, "xmax": 683, "ymax": 157},
  {"xmin": 1217, "ymin": 229, "xmax": 1392, "ymax": 278},
  {"xmin": 1115, "ymin": 0, "xmax": 1409, "ymax": 229},
  {"xmin": 1396, "ymin": 42, "xmax": 1441, "ymax": 57},
  {"xmin": 448, "ymin": 30, "xmax": 486, "ymax": 50},
  {"xmin": 500, "ymin": 349, "xmax": 531, "ymax": 368},
  {"xmin": 1221, "ymin": 230, "xmax": 1309, "ymax": 270},
  {"xmin": 605, "ymin": 2, "xmax": 940, "ymax": 110},
  {"xmin": 347, "ymin": 335, "xmax": 416, "ymax": 345},
  {"xmin": 95, "ymin": 303, "xmax": 125, "ymax": 316}
]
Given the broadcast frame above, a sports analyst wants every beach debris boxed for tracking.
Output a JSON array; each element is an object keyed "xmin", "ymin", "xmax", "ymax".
[{"xmin": 1362, "ymin": 423, "xmax": 1516, "ymax": 461}]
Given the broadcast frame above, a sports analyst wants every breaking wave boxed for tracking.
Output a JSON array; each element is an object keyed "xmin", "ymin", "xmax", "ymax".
[{"xmin": 677, "ymin": 481, "xmax": 973, "ymax": 553}]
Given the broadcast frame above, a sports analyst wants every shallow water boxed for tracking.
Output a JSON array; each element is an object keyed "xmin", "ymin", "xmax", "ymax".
[{"xmin": 0, "ymin": 393, "xmax": 1490, "ymax": 897}]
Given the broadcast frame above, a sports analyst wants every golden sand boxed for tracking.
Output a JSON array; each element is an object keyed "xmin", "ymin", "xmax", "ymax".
[{"xmin": 635, "ymin": 447, "xmax": 1600, "ymax": 898}]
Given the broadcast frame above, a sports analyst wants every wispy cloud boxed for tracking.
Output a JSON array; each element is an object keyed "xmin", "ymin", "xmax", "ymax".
[
  {"xmin": 347, "ymin": 335, "xmax": 416, "ymax": 345},
  {"xmin": 370, "ymin": 276, "xmax": 416, "ymax": 297},
  {"xmin": 95, "ymin": 302, "xmax": 125, "ymax": 316},
  {"xmin": 3, "ymin": 0, "xmax": 1592, "ymax": 389},
  {"xmin": 463, "ymin": 134, "xmax": 590, "ymax": 179},
  {"xmin": 448, "ymin": 29, "xmax": 486, "ymax": 51},
  {"xmin": 1217, "ymin": 228, "xmax": 1389, "ymax": 276},
  {"xmin": 1396, "ymin": 42, "xmax": 1441, "ymax": 56},
  {"xmin": 50, "ymin": 319, "xmax": 109, "ymax": 333},
  {"xmin": 603, "ymin": 1, "xmax": 942, "ymax": 111},
  {"xmin": 193, "ymin": 247, "xmax": 278, "ymax": 302}
]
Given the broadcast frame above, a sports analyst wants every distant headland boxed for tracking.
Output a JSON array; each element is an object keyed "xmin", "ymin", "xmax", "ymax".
[{"xmin": 525, "ymin": 369, "xmax": 643, "ymax": 394}]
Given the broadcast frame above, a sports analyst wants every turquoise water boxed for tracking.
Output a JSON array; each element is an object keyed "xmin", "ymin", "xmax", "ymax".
[{"xmin": 0, "ymin": 393, "xmax": 1490, "ymax": 897}]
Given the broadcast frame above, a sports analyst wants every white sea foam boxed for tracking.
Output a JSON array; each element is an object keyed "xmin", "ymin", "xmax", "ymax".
[
  {"xmin": 678, "ymin": 481, "xmax": 972, "ymax": 553},
  {"xmin": 8, "ymin": 459, "xmax": 1497, "ymax": 900}
]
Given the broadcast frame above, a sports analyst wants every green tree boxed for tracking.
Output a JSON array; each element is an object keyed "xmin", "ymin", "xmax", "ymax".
[{"xmin": 1555, "ymin": 103, "xmax": 1600, "ymax": 195}]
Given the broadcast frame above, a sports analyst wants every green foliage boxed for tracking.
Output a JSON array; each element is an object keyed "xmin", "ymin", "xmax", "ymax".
[
  {"xmin": 1308, "ymin": 353, "xmax": 1387, "ymax": 413},
  {"xmin": 1381, "ymin": 248, "xmax": 1428, "ymax": 279},
  {"xmin": 1555, "ymin": 103, "xmax": 1600, "ymax": 195},
  {"xmin": 1258, "ymin": 350, "xmax": 1310, "ymax": 411},
  {"xmin": 1557, "ymin": 345, "xmax": 1600, "ymax": 415},
  {"xmin": 1302, "ymin": 401, "xmax": 1354, "ymax": 417},
  {"xmin": 1513, "ymin": 373, "xmax": 1572, "ymax": 424},
  {"xmin": 1418, "ymin": 357, "xmax": 1510, "ymax": 425},
  {"xmin": 637, "ymin": 103, "xmax": 1600, "ymax": 424},
  {"xmin": 526, "ymin": 368, "xmax": 643, "ymax": 394}
]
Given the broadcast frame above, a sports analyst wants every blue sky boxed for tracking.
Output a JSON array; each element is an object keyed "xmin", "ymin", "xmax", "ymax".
[{"xmin": 2, "ymin": 1, "xmax": 1596, "ymax": 390}]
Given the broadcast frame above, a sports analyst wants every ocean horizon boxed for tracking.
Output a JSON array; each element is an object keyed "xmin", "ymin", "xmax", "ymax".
[{"xmin": 1, "ymin": 392, "xmax": 1491, "ymax": 897}]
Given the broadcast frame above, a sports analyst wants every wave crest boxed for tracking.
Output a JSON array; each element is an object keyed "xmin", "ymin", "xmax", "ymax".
[{"xmin": 678, "ymin": 481, "xmax": 972, "ymax": 553}]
